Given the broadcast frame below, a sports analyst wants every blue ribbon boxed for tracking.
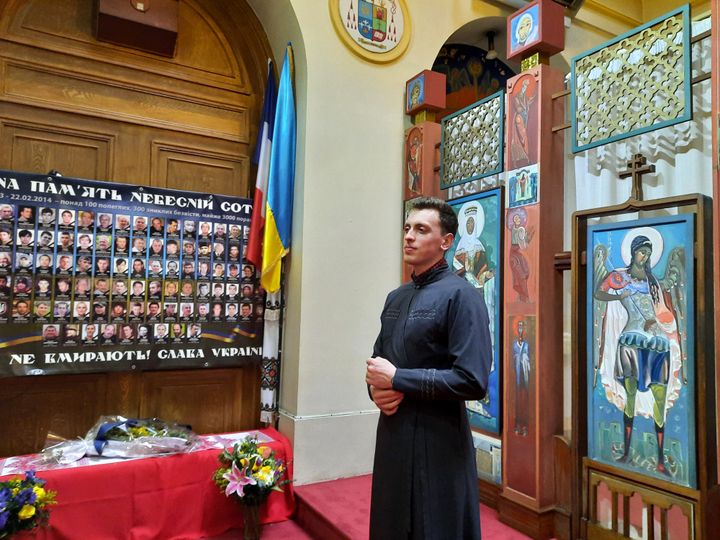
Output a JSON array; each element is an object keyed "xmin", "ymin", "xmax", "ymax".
[{"xmin": 93, "ymin": 419, "xmax": 140, "ymax": 454}]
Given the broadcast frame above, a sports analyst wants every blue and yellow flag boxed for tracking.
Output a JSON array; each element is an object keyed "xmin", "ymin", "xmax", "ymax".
[{"xmin": 261, "ymin": 45, "xmax": 296, "ymax": 293}]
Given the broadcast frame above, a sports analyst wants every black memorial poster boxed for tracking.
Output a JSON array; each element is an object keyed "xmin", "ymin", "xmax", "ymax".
[{"xmin": 0, "ymin": 170, "xmax": 264, "ymax": 377}]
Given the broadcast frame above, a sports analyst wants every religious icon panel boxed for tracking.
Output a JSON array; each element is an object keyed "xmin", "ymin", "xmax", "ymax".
[
  {"xmin": 445, "ymin": 187, "xmax": 503, "ymax": 434},
  {"xmin": 587, "ymin": 214, "xmax": 695, "ymax": 488}
]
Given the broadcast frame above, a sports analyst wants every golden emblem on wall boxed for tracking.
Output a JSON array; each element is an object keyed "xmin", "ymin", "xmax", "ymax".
[{"xmin": 329, "ymin": 0, "xmax": 411, "ymax": 63}]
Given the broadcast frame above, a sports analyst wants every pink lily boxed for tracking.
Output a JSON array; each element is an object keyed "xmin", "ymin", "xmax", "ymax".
[{"xmin": 223, "ymin": 461, "xmax": 256, "ymax": 498}]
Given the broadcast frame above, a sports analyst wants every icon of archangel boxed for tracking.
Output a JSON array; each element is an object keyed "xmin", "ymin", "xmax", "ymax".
[{"xmin": 588, "ymin": 215, "xmax": 696, "ymax": 487}]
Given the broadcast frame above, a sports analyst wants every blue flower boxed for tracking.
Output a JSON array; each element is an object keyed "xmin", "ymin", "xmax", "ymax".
[
  {"xmin": 25, "ymin": 470, "xmax": 38, "ymax": 483},
  {"xmin": 0, "ymin": 510, "xmax": 8, "ymax": 529},
  {"xmin": 15, "ymin": 487, "xmax": 37, "ymax": 506},
  {"xmin": 0, "ymin": 486, "xmax": 10, "ymax": 503}
]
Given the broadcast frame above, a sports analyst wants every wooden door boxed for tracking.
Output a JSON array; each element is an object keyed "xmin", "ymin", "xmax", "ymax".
[{"xmin": 0, "ymin": 0, "xmax": 273, "ymax": 456}]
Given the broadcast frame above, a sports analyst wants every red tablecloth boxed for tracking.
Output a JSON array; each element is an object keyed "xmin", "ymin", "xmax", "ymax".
[{"xmin": 0, "ymin": 427, "xmax": 295, "ymax": 540}]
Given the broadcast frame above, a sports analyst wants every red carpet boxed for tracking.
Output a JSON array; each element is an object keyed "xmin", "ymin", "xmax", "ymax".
[{"xmin": 291, "ymin": 474, "xmax": 530, "ymax": 540}]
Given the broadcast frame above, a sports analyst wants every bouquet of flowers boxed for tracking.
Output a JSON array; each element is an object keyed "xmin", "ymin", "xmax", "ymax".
[
  {"xmin": 212, "ymin": 437, "xmax": 288, "ymax": 506},
  {"xmin": 42, "ymin": 415, "xmax": 197, "ymax": 463},
  {"xmin": 0, "ymin": 471, "xmax": 57, "ymax": 538}
]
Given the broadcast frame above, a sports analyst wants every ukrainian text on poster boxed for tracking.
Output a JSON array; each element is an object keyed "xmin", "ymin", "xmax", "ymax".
[{"xmin": 0, "ymin": 170, "xmax": 264, "ymax": 377}]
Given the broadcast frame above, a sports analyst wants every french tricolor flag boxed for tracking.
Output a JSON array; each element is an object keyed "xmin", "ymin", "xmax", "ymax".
[{"xmin": 247, "ymin": 61, "xmax": 276, "ymax": 269}]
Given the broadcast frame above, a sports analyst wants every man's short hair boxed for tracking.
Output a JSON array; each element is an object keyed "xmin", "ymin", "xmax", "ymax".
[{"xmin": 407, "ymin": 197, "xmax": 458, "ymax": 236}]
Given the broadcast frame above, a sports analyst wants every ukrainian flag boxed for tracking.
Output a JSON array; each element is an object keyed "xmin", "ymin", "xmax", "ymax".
[{"xmin": 261, "ymin": 44, "xmax": 296, "ymax": 293}]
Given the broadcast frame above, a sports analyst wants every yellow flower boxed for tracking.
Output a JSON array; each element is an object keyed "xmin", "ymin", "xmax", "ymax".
[
  {"xmin": 256, "ymin": 465, "xmax": 274, "ymax": 484},
  {"xmin": 33, "ymin": 485, "xmax": 47, "ymax": 502},
  {"xmin": 18, "ymin": 504, "xmax": 36, "ymax": 520},
  {"xmin": 240, "ymin": 458, "xmax": 248, "ymax": 468}
]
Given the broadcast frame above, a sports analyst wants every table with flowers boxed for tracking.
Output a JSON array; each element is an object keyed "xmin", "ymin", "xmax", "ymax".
[{"xmin": 0, "ymin": 427, "xmax": 295, "ymax": 539}]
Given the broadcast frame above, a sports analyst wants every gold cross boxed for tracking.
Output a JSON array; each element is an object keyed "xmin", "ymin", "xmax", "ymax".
[{"xmin": 619, "ymin": 153, "xmax": 655, "ymax": 201}]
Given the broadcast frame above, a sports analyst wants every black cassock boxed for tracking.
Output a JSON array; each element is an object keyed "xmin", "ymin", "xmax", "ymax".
[{"xmin": 370, "ymin": 264, "xmax": 492, "ymax": 540}]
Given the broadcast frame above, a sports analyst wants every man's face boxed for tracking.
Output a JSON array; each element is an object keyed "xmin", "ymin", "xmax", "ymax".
[
  {"xmin": 86, "ymin": 325, "xmax": 96, "ymax": 339},
  {"xmin": 151, "ymin": 239, "xmax": 163, "ymax": 252},
  {"xmin": 156, "ymin": 325, "xmax": 167, "ymax": 336},
  {"xmin": 152, "ymin": 218, "xmax": 162, "ymax": 230},
  {"xmin": 59, "ymin": 256, "xmax": 71, "ymax": 270},
  {"xmin": 76, "ymin": 279, "xmax": 89, "ymax": 293},
  {"xmin": 182, "ymin": 305, "xmax": 192, "ymax": 316},
  {"xmin": 61, "ymin": 211, "xmax": 73, "ymax": 225},
  {"xmin": 149, "ymin": 282, "xmax": 161, "ymax": 295},
  {"xmin": 79, "ymin": 236, "xmax": 91, "ymax": 248},
  {"xmin": 39, "ymin": 232, "xmax": 52, "ymax": 246},
  {"xmin": 198, "ymin": 304, "xmax": 208, "ymax": 316},
  {"xmin": 97, "ymin": 259, "xmax": 109, "ymax": 272},
  {"xmin": 19, "ymin": 233, "xmax": 31, "ymax": 246},
  {"xmin": 15, "ymin": 302, "xmax": 29, "ymax": 315},
  {"xmin": 134, "ymin": 217, "xmax": 146, "ymax": 230},
  {"xmin": 55, "ymin": 303, "xmax": 68, "ymax": 316},
  {"xmin": 78, "ymin": 257, "xmax": 91, "ymax": 272},
  {"xmin": 80, "ymin": 212, "xmax": 93, "ymax": 227},
  {"xmin": 44, "ymin": 326, "xmax": 58, "ymax": 339},
  {"xmin": 116, "ymin": 237, "xmax": 128, "ymax": 250},
  {"xmin": 133, "ymin": 283, "xmax": 143, "ymax": 294},
  {"xmin": 37, "ymin": 279, "xmax": 50, "ymax": 291},
  {"xmin": 57, "ymin": 280, "xmax": 69, "ymax": 293},
  {"xmin": 241, "ymin": 305, "xmax": 251, "ymax": 317},
  {"xmin": 133, "ymin": 260, "xmax": 143, "ymax": 272},
  {"xmin": 133, "ymin": 238, "xmax": 146, "ymax": 250},
  {"xmin": 38, "ymin": 255, "xmax": 51, "ymax": 268},
  {"xmin": 228, "ymin": 304, "xmax": 237, "ymax": 316},
  {"xmin": 19, "ymin": 207, "xmax": 32, "ymax": 220},
  {"xmin": 403, "ymin": 209, "xmax": 452, "ymax": 273},
  {"xmin": 36, "ymin": 303, "xmax": 50, "ymax": 317},
  {"xmin": 96, "ymin": 280, "xmax": 109, "ymax": 292},
  {"xmin": 76, "ymin": 303, "xmax": 88, "ymax": 316},
  {"xmin": 173, "ymin": 324, "xmax": 182, "ymax": 335},
  {"xmin": 117, "ymin": 216, "xmax": 129, "ymax": 229},
  {"xmin": 40, "ymin": 210, "xmax": 54, "ymax": 225},
  {"xmin": 114, "ymin": 281, "xmax": 127, "ymax": 294},
  {"xmin": 150, "ymin": 261, "xmax": 162, "ymax": 273},
  {"xmin": 99, "ymin": 215, "xmax": 111, "ymax": 228},
  {"xmin": 148, "ymin": 303, "xmax": 160, "ymax": 316},
  {"xmin": 102, "ymin": 325, "xmax": 115, "ymax": 338},
  {"xmin": 167, "ymin": 262, "xmax": 178, "ymax": 273},
  {"xmin": 0, "ymin": 206, "xmax": 13, "ymax": 219},
  {"xmin": 98, "ymin": 237, "xmax": 110, "ymax": 250},
  {"xmin": 60, "ymin": 233, "xmax": 72, "ymax": 247},
  {"xmin": 167, "ymin": 220, "xmax": 178, "ymax": 234},
  {"xmin": 0, "ymin": 231, "xmax": 10, "ymax": 243}
]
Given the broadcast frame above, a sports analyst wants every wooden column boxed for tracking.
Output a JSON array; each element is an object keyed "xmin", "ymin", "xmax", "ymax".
[
  {"xmin": 712, "ymin": 0, "xmax": 720, "ymax": 480},
  {"xmin": 497, "ymin": 63, "xmax": 565, "ymax": 539}
]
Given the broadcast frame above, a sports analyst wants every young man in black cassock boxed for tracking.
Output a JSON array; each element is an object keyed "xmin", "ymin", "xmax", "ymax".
[{"xmin": 366, "ymin": 197, "xmax": 492, "ymax": 540}]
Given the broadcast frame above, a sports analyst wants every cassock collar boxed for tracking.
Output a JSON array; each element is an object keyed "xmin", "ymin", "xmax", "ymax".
[{"xmin": 411, "ymin": 258, "xmax": 448, "ymax": 286}]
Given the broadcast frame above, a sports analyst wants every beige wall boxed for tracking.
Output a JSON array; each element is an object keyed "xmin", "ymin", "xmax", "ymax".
[{"xmin": 248, "ymin": 0, "xmax": 635, "ymax": 484}]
